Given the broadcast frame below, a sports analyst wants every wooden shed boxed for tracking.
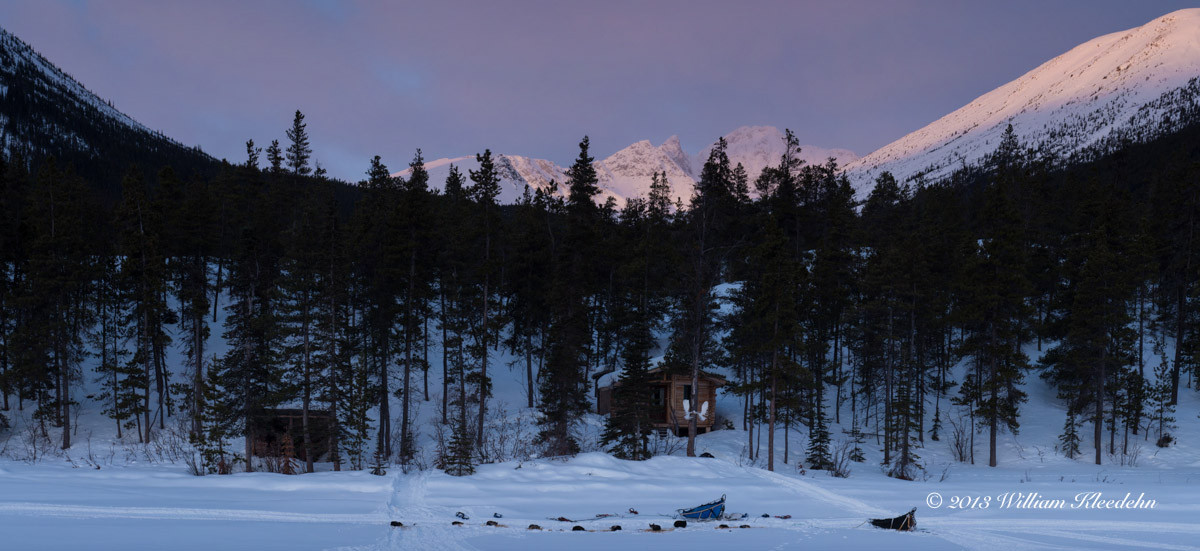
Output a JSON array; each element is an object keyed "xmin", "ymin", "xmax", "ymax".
[
  {"xmin": 249, "ymin": 408, "xmax": 333, "ymax": 463},
  {"xmin": 596, "ymin": 367, "xmax": 726, "ymax": 437}
]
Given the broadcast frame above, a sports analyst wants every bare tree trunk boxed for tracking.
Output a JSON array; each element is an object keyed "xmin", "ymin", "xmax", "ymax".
[
  {"xmin": 191, "ymin": 305, "xmax": 205, "ymax": 438},
  {"xmin": 212, "ymin": 260, "xmax": 222, "ymax": 322},
  {"xmin": 423, "ymin": 315, "xmax": 430, "ymax": 401},
  {"xmin": 143, "ymin": 311, "xmax": 152, "ymax": 444},
  {"xmin": 440, "ymin": 288, "xmax": 449, "ymax": 424},
  {"xmin": 525, "ymin": 334, "xmax": 535, "ymax": 409},
  {"xmin": 834, "ymin": 323, "xmax": 842, "ymax": 425},
  {"xmin": 477, "ymin": 272, "xmax": 489, "ymax": 451},
  {"xmin": 1095, "ymin": 342, "xmax": 1106, "ymax": 465},
  {"xmin": 884, "ymin": 309, "xmax": 893, "ymax": 465},
  {"xmin": 379, "ymin": 346, "xmax": 390, "ymax": 460},
  {"xmin": 401, "ymin": 252, "xmax": 415, "ymax": 464},
  {"xmin": 768, "ymin": 312, "xmax": 779, "ymax": 471},
  {"xmin": 302, "ymin": 290, "xmax": 314, "ymax": 473},
  {"xmin": 60, "ymin": 331, "xmax": 70, "ymax": 450},
  {"xmin": 686, "ymin": 284, "xmax": 705, "ymax": 457}
]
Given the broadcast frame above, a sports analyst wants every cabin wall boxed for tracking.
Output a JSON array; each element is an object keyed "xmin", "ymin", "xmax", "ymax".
[
  {"xmin": 598, "ymin": 373, "xmax": 724, "ymax": 437},
  {"xmin": 668, "ymin": 377, "xmax": 717, "ymax": 428}
]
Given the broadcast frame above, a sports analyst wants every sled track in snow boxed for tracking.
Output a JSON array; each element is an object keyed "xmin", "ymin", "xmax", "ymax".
[
  {"xmin": 926, "ymin": 518, "xmax": 1200, "ymax": 551},
  {"xmin": 747, "ymin": 467, "xmax": 890, "ymax": 517},
  {"xmin": 379, "ymin": 471, "xmax": 478, "ymax": 551},
  {"xmin": 0, "ymin": 502, "xmax": 386, "ymax": 524}
]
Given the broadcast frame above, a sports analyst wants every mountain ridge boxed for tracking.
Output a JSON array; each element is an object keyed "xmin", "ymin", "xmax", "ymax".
[
  {"xmin": 845, "ymin": 8, "xmax": 1200, "ymax": 193},
  {"xmin": 394, "ymin": 125, "xmax": 859, "ymax": 205}
]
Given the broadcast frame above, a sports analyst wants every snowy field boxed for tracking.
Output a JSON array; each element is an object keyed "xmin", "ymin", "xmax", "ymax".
[
  {"xmin": 5, "ymin": 440, "xmax": 1200, "ymax": 551},
  {"xmin": 3, "ymin": 289, "xmax": 1200, "ymax": 550}
]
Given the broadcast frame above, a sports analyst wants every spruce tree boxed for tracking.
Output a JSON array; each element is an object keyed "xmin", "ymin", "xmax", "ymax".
[
  {"xmin": 674, "ymin": 138, "xmax": 737, "ymax": 457},
  {"xmin": 394, "ymin": 150, "xmax": 433, "ymax": 466},
  {"xmin": 266, "ymin": 140, "xmax": 283, "ymax": 174},
  {"xmin": 444, "ymin": 416, "xmax": 476, "ymax": 476},
  {"xmin": 536, "ymin": 138, "xmax": 598, "ymax": 457},
  {"xmin": 285, "ymin": 110, "xmax": 312, "ymax": 176},
  {"xmin": 467, "ymin": 149, "xmax": 502, "ymax": 455},
  {"xmin": 956, "ymin": 156, "xmax": 1031, "ymax": 468},
  {"xmin": 600, "ymin": 318, "xmax": 655, "ymax": 460}
]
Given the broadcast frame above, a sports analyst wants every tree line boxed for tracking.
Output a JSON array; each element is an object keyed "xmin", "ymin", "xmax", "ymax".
[{"xmin": 1, "ymin": 111, "xmax": 1198, "ymax": 478}]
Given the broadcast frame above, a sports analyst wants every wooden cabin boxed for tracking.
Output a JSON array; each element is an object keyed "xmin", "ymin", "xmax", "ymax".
[
  {"xmin": 596, "ymin": 367, "xmax": 726, "ymax": 437},
  {"xmin": 249, "ymin": 408, "xmax": 333, "ymax": 462}
]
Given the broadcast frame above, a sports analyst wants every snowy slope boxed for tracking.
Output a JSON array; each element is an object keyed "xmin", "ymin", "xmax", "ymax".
[
  {"xmin": 394, "ymin": 126, "xmax": 857, "ymax": 206},
  {"xmin": 0, "ymin": 28, "xmax": 149, "ymax": 135},
  {"xmin": 846, "ymin": 8, "xmax": 1200, "ymax": 193},
  {"xmin": 0, "ymin": 25, "xmax": 214, "ymax": 176},
  {"xmin": 0, "ymin": 26, "xmax": 152, "ymax": 157}
]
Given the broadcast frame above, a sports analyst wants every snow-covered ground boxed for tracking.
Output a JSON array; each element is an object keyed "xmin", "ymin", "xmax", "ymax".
[
  {"xmin": 5, "ymin": 432, "xmax": 1200, "ymax": 550},
  {"xmin": 3, "ymin": 286, "xmax": 1200, "ymax": 550}
]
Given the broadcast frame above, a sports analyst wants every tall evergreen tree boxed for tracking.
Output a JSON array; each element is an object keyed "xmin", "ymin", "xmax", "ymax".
[
  {"xmin": 393, "ymin": 150, "xmax": 433, "ymax": 466},
  {"xmin": 957, "ymin": 138, "xmax": 1031, "ymax": 468},
  {"xmin": 285, "ymin": 110, "xmax": 313, "ymax": 176},
  {"xmin": 467, "ymin": 149, "xmax": 502, "ymax": 455},
  {"xmin": 114, "ymin": 167, "xmax": 175, "ymax": 442},
  {"xmin": 674, "ymin": 138, "xmax": 738, "ymax": 457},
  {"xmin": 537, "ymin": 138, "xmax": 598, "ymax": 456}
]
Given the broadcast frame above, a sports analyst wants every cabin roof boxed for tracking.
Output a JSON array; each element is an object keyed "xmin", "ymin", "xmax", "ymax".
[{"xmin": 598, "ymin": 365, "xmax": 727, "ymax": 389}]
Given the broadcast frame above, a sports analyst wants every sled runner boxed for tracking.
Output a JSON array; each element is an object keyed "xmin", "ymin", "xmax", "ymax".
[
  {"xmin": 677, "ymin": 494, "xmax": 726, "ymax": 520},
  {"xmin": 868, "ymin": 507, "xmax": 916, "ymax": 531}
]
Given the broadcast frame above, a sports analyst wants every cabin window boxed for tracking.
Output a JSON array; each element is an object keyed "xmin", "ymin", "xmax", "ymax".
[
  {"xmin": 651, "ymin": 386, "xmax": 665, "ymax": 405},
  {"xmin": 683, "ymin": 384, "xmax": 693, "ymax": 399}
]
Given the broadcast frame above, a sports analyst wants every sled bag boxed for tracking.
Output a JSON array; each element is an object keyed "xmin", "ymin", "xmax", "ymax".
[
  {"xmin": 869, "ymin": 508, "xmax": 916, "ymax": 531},
  {"xmin": 677, "ymin": 494, "xmax": 726, "ymax": 520}
]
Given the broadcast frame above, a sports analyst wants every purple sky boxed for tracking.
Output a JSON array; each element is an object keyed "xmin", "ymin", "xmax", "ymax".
[{"xmin": 1, "ymin": 0, "xmax": 1194, "ymax": 180}]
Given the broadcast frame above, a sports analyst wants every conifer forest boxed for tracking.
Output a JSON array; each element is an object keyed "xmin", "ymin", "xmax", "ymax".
[{"xmin": 3, "ymin": 106, "xmax": 1199, "ymax": 482}]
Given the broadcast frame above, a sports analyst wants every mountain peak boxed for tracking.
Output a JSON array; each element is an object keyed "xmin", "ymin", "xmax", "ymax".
[{"xmin": 695, "ymin": 126, "xmax": 858, "ymax": 184}]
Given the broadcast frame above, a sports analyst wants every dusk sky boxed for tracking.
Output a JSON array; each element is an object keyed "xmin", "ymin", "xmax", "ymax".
[{"xmin": 1, "ymin": 0, "xmax": 1194, "ymax": 181}]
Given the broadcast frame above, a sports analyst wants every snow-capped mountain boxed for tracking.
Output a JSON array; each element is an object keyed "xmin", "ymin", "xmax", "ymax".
[
  {"xmin": 846, "ymin": 8, "xmax": 1200, "ymax": 193},
  {"xmin": 593, "ymin": 137, "xmax": 697, "ymax": 206},
  {"xmin": 396, "ymin": 126, "xmax": 858, "ymax": 206},
  {"xmin": 392, "ymin": 153, "xmax": 621, "ymax": 205},
  {"xmin": 0, "ymin": 26, "xmax": 215, "ymax": 183},
  {"xmin": 696, "ymin": 126, "xmax": 860, "ymax": 187}
]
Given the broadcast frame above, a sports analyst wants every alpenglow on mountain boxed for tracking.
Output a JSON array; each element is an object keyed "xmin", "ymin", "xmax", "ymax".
[
  {"xmin": 394, "ymin": 126, "xmax": 858, "ymax": 205},
  {"xmin": 845, "ymin": 8, "xmax": 1200, "ymax": 193}
]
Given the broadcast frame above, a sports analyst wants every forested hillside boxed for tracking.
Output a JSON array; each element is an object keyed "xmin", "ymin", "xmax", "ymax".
[
  {"xmin": 0, "ymin": 27, "xmax": 228, "ymax": 201},
  {"xmin": 3, "ymin": 105, "xmax": 1199, "ymax": 479}
]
